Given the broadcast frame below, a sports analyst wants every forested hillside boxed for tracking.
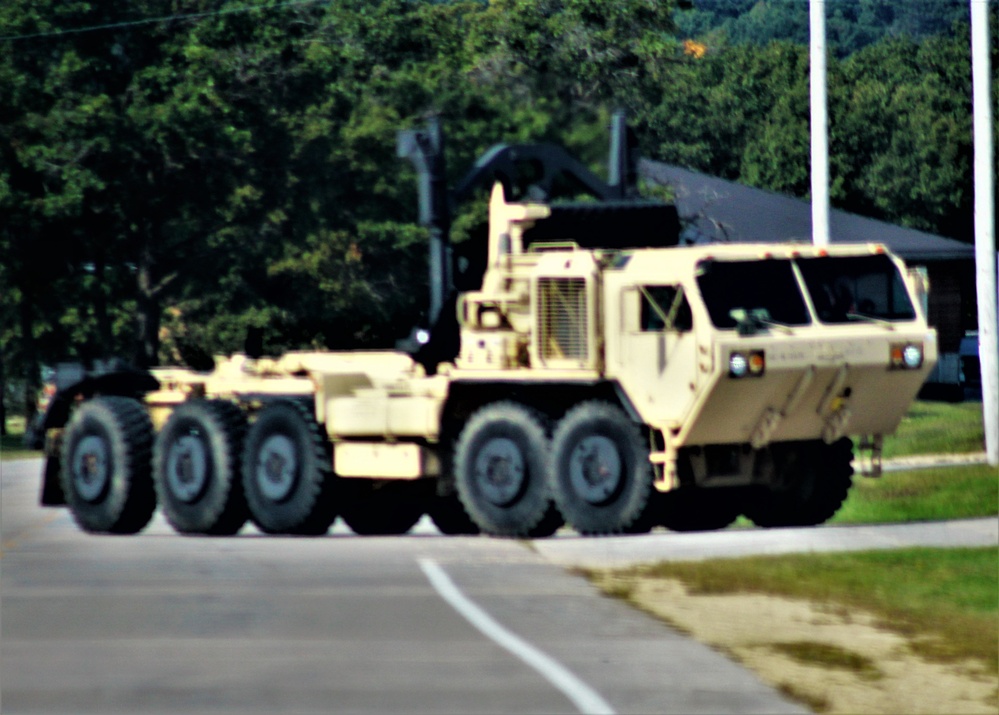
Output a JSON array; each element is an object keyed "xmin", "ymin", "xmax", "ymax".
[
  {"xmin": 677, "ymin": 0, "xmax": 972, "ymax": 56},
  {"xmin": 1, "ymin": 0, "xmax": 996, "ymax": 424}
]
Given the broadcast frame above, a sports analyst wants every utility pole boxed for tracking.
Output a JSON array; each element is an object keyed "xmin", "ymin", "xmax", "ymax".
[
  {"xmin": 971, "ymin": 0, "xmax": 998, "ymax": 466},
  {"xmin": 810, "ymin": 0, "xmax": 830, "ymax": 247}
]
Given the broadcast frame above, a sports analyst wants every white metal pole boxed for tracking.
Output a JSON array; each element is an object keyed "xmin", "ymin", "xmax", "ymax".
[
  {"xmin": 971, "ymin": 0, "xmax": 998, "ymax": 466},
  {"xmin": 810, "ymin": 0, "xmax": 830, "ymax": 247}
]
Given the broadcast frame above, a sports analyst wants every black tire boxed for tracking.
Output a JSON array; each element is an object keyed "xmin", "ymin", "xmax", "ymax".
[
  {"xmin": 59, "ymin": 396, "xmax": 156, "ymax": 534},
  {"xmin": 527, "ymin": 501, "xmax": 565, "ymax": 538},
  {"xmin": 453, "ymin": 402, "xmax": 553, "ymax": 537},
  {"xmin": 340, "ymin": 480, "xmax": 428, "ymax": 536},
  {"xmin": 550, "ymin": 401, "xmax": 652, "ymax": 535},
  {"xmin": 241, "ymin": 400, "xmax": 336, "ymax": 535},
  {"xmin": 659, "ymin": 488, "xmax": 741, "ymax": 532},
  {"xmin": 153, "ymin": 399, "xmax": 248, "ymax": 535},
  {"xmin": 743, "ymin": 438, "xmax": 854, "ymax": 528},
  {"xmin": 622, "ymin": 490, "xmax": 663, "ymax": 534},
  {"xmin": 428, "ymin": 492, "xmax": 480, "ymax": 535}
]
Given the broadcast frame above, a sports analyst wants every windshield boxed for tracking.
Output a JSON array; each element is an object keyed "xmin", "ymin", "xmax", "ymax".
[
  {"xmin": 797, "ymin": 254, "xmax": 916, "ymax": 324},
  {"xmin": 695, "ymin": 259, "xmax": 811, "ymax": 329}
]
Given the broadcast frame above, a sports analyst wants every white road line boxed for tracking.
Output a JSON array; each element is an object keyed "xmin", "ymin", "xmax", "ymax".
[{"xmin": 418, "ymin": 557, "xmax": 616, "ymax": 715}]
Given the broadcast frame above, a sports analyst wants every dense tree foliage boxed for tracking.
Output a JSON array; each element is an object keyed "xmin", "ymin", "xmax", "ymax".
[{"xmin": 0, "ymin": 0, "xmax": 993, "ymax": 426}]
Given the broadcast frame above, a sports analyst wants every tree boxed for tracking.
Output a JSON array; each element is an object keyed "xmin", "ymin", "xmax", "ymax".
[
  {"xmin": 833, "ymin": 31, "xmax": 974, "ymax": 238},
  {"xmin": 674, "ymin": 0, "xmax": 971, "ymax": 56},
  {"xmin": 0, "ymin": 0, "xmax": 986, "ymax": 399}
]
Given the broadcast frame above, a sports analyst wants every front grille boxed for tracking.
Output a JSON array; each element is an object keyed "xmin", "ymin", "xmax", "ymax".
[{"xmin": 538, "ymin": 278, "xmax": 588, "ymax": 362}]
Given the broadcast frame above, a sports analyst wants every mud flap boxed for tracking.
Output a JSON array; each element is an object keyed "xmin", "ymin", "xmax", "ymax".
[{"xmin": 40, "ymin": 456, "xmax": 66, "ymax": 506}]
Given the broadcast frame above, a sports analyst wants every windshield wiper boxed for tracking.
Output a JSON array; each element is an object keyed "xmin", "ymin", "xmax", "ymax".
[
  {"xmin": 846, "ymin": 311, "xmax": 896, "ymax": 330},
  {"xmin": 729, "ymin": 308, "xmax": 794, "ymax": 336}
]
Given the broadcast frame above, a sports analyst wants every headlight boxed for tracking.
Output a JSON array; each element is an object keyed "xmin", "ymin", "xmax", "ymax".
[
  {"xmin": 903, "ymin": 344, "xmax": 922, "ymax": 369},
  {"xmin": 729, "ymin": 353, "xmax": 748, "ymax": 377},
  {"xmin": 729, "ymin": 350, "xmax": 765, "ymax": 378},
  {"xmin": 890, "ymin": 342, "xmax": 923, "ymax": 370}
]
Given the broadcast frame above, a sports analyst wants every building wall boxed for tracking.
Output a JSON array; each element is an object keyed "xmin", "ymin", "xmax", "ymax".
[{"xmin": 926, "ymin": 261, "xmax": 974, "ymax": 353}]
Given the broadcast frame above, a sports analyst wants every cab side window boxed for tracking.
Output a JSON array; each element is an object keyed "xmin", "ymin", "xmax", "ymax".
[{"xmin": 641, "ymin": 285, "xmax": 693, "ymax": 332}]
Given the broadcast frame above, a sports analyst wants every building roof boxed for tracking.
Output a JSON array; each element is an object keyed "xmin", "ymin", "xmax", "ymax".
[{"xmin": 641, "ymin": 161, "xmax": 975, "ymax": 263}]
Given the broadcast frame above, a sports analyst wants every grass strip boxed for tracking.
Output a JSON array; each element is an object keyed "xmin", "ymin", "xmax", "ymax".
[
  {"xmin": 832, "ymin": 463, "xmax": 999, "ymax": 524},
  {"xmin": 1, "ymin": 434, "xmax": 40, "ymax": 460},
  {"xmin": 882, "ymin": 400, "xmax": 985, "ymax": 458},
  {"xmin": 599, "ymin": 547, "xmax": 998, "ymax": 672},
  {"xmin": 768, "ymin": 641, "xmax": 883, "ymax": 681},
  {"xmin": 729, "ymin": 461, "xmax": 997, "ymax": 528}
]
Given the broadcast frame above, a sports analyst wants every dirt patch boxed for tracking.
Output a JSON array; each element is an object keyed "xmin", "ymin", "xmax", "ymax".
[{"xmin": 592, "ymin": 574, "xmax": 998, "ymax": 714}]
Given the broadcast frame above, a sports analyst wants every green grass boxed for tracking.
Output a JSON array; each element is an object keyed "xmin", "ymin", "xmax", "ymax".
[
  {"xmin": 616, "ymin": 547, "xmax": 999, "ymax": 672},
  {"xmin": 882, "ymin": 400, "xmax": 986, "ymax": 458},
  {"xmin": 727, "ymin": 461, "xmax": 997, "ymax": 529},
  {"xmin": 768, "ymin": 641, "xmax": 883, "ymax": 681},
  {"xmin": 832, "ymin": 464, "xmax": 999, "ymax": 524}
]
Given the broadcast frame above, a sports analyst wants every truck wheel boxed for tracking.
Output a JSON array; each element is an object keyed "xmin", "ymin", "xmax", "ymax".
[
  {"xmin": 428, "ymin": 493, "xmax": 480, "ymax": 535},
  {"xmin": 659, "ymin": 488, "xmax": 741, "ymax": 532},
  {"xmin": 153, "ymin": 400, "xmax": 248, "ymax": 535},
  {"xmin": 550, "ymin": 401, "xmax": 652, "ymax": 535},
  {"xmin": 241, "ymin": 400, "xmax": 336, "ymax": 535},
  {"xmin": 59, "ymin": 396, "xmax": 156, "ymax": 534},
  {"xmin": 743, "ymin": 438, "xmax": 854, "ymax": 528},
  {"xmin": 453, "ymin": 402, "xmax": 553, "ymax": 537},
  {"xmin": 341, "ymin": 481, "xmax": 428, "ymax": 536}
]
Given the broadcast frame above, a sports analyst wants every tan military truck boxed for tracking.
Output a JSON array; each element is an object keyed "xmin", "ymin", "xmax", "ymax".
[{"xmin": 35, "ymin": 119, "xmax": 936, "ymax": 537}]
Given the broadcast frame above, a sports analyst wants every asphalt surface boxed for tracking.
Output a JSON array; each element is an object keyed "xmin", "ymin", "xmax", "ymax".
[{"xmin": 2, "ymin": 456, "xmax": 996, "ymax": 715}]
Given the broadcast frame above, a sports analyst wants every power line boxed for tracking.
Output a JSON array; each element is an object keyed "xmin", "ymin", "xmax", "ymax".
[{"xmin": 0, "ymin": 0, "xmax": 331, "ymax": 43}]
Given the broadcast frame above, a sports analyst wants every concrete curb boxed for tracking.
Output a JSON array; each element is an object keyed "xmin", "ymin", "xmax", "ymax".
[
  {"xmin": 534, "ymin": 518, "xmax": 999, "ymax": 568},
  {"xmin": 855, "ymin": 451, "xmax": 993, "ymax": 474}
]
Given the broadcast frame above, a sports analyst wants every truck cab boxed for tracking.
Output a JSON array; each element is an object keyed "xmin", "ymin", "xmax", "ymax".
[{"xmin": 437, "ymin": 185, "xmax": 937, "ymax": 533}]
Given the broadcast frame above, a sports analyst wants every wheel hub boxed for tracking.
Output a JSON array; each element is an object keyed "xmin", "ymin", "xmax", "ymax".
[
  {"xmin": 474, "ymin": 437, "xmax": 525, "ymax": 506},
  {"xmin": 72, "ymin": 435, "xmax": 110, "ymax": 502},
  {"xmin": 569, "ymin": 435, "xmax": 622, "ymax": 505},
  {"xmin": 256, "ymin": 434, "xmax": 298, "ymax": 502},
  {"xmin": 166, "ymin": 433, "xmax": 209, "ymax": 503}
]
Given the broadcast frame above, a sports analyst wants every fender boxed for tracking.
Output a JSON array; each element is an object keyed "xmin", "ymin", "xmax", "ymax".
[{"xmin": 30, "ymin": 359, "xmax": 159, "ymax": 507}]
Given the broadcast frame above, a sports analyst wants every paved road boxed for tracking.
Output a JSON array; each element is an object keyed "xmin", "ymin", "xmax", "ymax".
[{"xmin": 2, "ymin": 457, "xmax": 995, "ymax": 715}]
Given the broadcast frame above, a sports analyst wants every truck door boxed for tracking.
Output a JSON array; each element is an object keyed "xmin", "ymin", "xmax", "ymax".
[{"xmin": 614, "ymin": 284, "xmax": 701, "ymax": 425}]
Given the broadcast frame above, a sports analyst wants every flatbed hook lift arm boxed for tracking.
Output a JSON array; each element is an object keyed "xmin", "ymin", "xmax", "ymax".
[{"xmin": 396, "ymin": 113, "xmax": 640, "ymax": 369}]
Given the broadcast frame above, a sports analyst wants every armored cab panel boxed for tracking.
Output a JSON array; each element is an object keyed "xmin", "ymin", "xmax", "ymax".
[
  {"xmin": 604, "ymin": 243, "xmax": 937, "ymax": 450},
  {"xmin": 602, "ymin": 249, "xmax": 705, "ymax": 429}
]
